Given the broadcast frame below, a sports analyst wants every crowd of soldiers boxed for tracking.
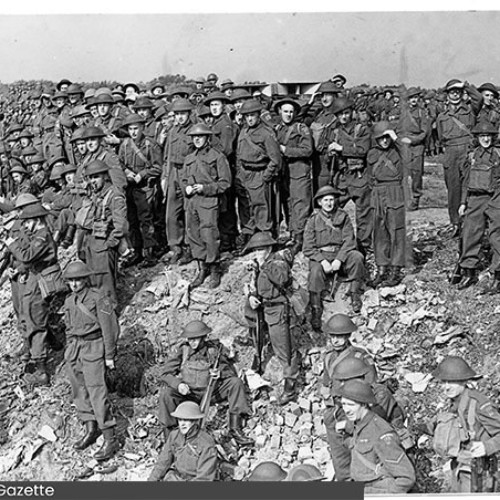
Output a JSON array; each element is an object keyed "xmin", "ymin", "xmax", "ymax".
[{"xmin": 0, "ymin": 72, "xmax": 499, "ymax": 491}]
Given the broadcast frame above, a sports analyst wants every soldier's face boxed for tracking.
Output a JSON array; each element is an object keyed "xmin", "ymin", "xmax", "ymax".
[
  {"xmin": 376, "ymin": 135, "xmax": 392, "ymax": 150},
  {"xmin": 192, "ymin": 135, "xmax": 208, "ymax": 149},
  {"xmin": 64, "ymin": 172, "xmax": 75, "ymax": 185},
  {"xmin": 74, "ymin": 116, "xmax": 84, "ymax": 127},
  {"xmin": 12, "ymin": 173, "xmax": 23, "ymax": 184},
  {"xmin": 20, "ymin": 138, "xmax": 30, "ymax": 148},
  {"xmin": 128, "ymin": 124, "xmax": 143, "ymax": 140},
  {"xmin": 69, "ymin": 94, "xmax": 80, "ymax": 105},
  {"xmin": 409, "ymin": 96, "xmax": 419, "ymax": 107},
  {"xmin": 54, "ymin": 97, "xmax": 67, "ymax": 109},
  {"xmin": 319, "ymin": 195, "xmax": 336, "ymax": 213},
  {"xmin": 152, "ymin": 87, "xmax": 164, "ymax": 96},
  {"xmin": 203, "ymin": 116, "xmax": 215, "ymax": 126},
  {"xmin": 338, "ymin": 109, "xmax": 352, "ymax": 125},
  {"xmin": 447, "ymin": 89, "xmax": 462, "ymax": 104},
  {"xmin": 224, "ymin": 88, "xmax": 233, "ymax": 98},
  {"xmin": 32, "ymin": 98, "xmax": 41, "ymax": 109},
  {"xmin": 442, "ymin": 381, "xmax": 466, "ymax": 400},
  {"xmin": 76, "ymin": 140, "xmax": 87, "ymax": 155},
  {"xmin": 98, "ymin": 103, "xmax": 111, "ymax": 117},
  {"xmin": 341, "ymin": 398, "xmax": 365, "ymax": 422},
  {"xmin": 136, "ymin": 108, "xmax": 151, "ymax": 120},
  {"xmin": 68, "ymin": 278, "xmax": 86, "ymax": 293},
  {"xmin": 234, "ymin": 99, "xmax": 245, "ymax": 112},
  {"xmin": 321, "ymin": 93, "xmax": 335, "ymax": 108},
  {"xmin": 244, "ymin": 112, "xmax": 260, "ymax": 128},
  {"xmin": 177, "ymin": 418, "xmax": 196, "ymax": 435},
  {"xmin": 89, "ymin": 174, "xmax": 105, "ymax": 192},
  {"xmin": 210, "ymin": 101, "xmax": 224, "ymax": 117},
  {"xmin": 329, "ymin": 334, "xmax": 349, "ymax": 351},
  {"xmin": 86, "ymin": 138, "xmax": 100, "ymax": 153},
  {"xmin": 280, "ymin": 104, "xmax": 295, "ymax": 125},
  {"xmin": 89, "ymin": 105, "xmax": 99, "ymax": 118},
  {"xmin": 187, "ymin": 337, "xmax": 203, "ymax": 350},
  {"xmin": 175, "ymin": 112, "xmax": 189, "ymax": 126},
  {"xmin": 479, "ymin": 134, "xmax": 493, "ymax": 148},
  {"xmin": 482, "ymin": 90, "xmax": 495, "ymax": 106}
]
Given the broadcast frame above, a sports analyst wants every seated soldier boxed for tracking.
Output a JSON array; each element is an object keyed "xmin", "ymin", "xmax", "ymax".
[
  {"xmin": 148, "ymin": 401, "xmax": 218, "ymax": 481},
  {"xmin": 303, "ymin": 185, "xmax": 365, "ymax": 327},
  {"xmin": 157, "ymin": 320, "xmax": 253, "ymax": 447}
]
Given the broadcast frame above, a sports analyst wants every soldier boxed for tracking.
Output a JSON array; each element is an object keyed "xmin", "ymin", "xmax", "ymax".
[
  {"xmin": 181, "ymin": 123, "xmax": 231, "ymax": 289},
  {"xmin": 236, "ymin": 99, "xmax": 281, "ymax": 242},
  {"xmin": 476, "ymin": 83, "xmax": 500, "ymax": 130},
  {"xmin": 66, "ymin": 83, "xmax": 84, "ymax": 110},
  {"xmin": 157, "ymin": 320, "xmax": 253, "ymax": 447},
  {"xmin": 119, "ymin": 113, "xmax": 162, "ymax": 267},
  {"xmin": 148, "ymin": 401, "xmax": 218, "ymax": 481},
  {"xmin": 161, "ymin": 98, "xmax": 196, "ymax": 265},
  {"xmin": 246, "ymin": 461, "xmax": 287, "ymax": 481},
  {"xmin": 244, "ymin": 232, "xmax": 299, "ymax": 404},
  {"xmin": 397, "ymin": 87, "xmax": 428, "ymax": 211},
  {"xmin": 274, "ymin": 97, "xmax": 314, "ymax": 255},
  {"xmin": 132, "ymin": 96, "xmax": 157, "ymax": 140},
  {"xmin": 4, "ymin": 202, "xmax": 66, "ymax": 386},
  {"xmin": 303, "ymin": 186, "xmax": 365, "ymax": 326},
  {"xmin": 328, "ymin": 97, "xmax": 372, "ymax": 254},
  {"xmin": 62, "ymin": 260, "xmax": 119, "ymax": 461},
  {"xmin": 457, "ymin": 122, "xmax": 500, "ymax": 290},
  {"xmin": 10, "ymin": 165, "xmax": 33, "ymax": 199},
  {"xmin": 429, "ymin": 356, "xmax": 500, "ymax": 492},
  {"xmin": 94, "ymin": 93, "xmax": 123, "ymax": 149},
  {"xmin": 321, "ymin": 313, "xmax": 376, "ymax": 481},
  {"xmin": 436, "ymin": 79, "xmax": 482, "ymax": 235},
  {"xmin": 339, "ymin": 379, "xmax": 415, "ymax": 493},
  {"xmin": 77, "ymin": 160, "xmax": 128, "ymax": 306},
  {"xmin": 367, "ymin": 122, "xmax": 407, "ymax": 288}
]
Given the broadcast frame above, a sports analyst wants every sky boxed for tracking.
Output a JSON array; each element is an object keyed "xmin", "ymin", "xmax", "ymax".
[{"xmin": 0, "ymin": 7, "xmax": 499, "ymax": 88}]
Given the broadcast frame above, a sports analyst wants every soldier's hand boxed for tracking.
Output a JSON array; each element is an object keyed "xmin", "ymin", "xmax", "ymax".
[
  {"xmin": 331, "ymin": 259, "xmax": 342, "ymax": 272},
  {"xmin": 134, "ymin": 174, "xmax": 142, "ymax": 184},
  {"xmin": 209, "ymin": 369, "xmax": 221, "ymax": 379},
  {"xmin": 279, "ymin": 145, "xmax": 286, "ymax": 154},
  {"xmin": 321, "ymin": 259, "xmax": 332, "ymax": 273},
  {"xmin": 7, "ymin": 268, "xmax": 18, "ymax": 279},
  {"xmin": 249, "ymin": 295, "xmax": 261, "ymax": 310},
  {"xmin": 401, "ymin": 137, "xmax": 412, "ymax": 145},
  {"xmin": 161, "ymin": 178, "xmax": 168, "ymax": 196},
  {"xmin": 105, "ymin": 359, "xmax": 115, "ymax": 370},
  {"xmin": 335, "ymin": 420, "xmax": 347, "ymax": 432},
  {"xmin": 185, "ymin": 185, "xmax": 194, "ymax": 196},
  {"xmin": 193, "ymin": 184, "xmax": 204, "ymax": 194},
  {"xmin": 458, "ymin": 204, "xmax": 466, "ymax": 217},
  {"xmin": 387, "ymin": 130, "xmax": 398, "ymax": 142},
  {"xmin": 178, "ymin": 383, "xmax": 190, "ymax": 395},
  {"xmin": 328, "ymin": 142, "xmax": 343, "ymax": 153},
  {"xmin": 470, "ymin": 441, "xmax": 486, "ymax": 457}
]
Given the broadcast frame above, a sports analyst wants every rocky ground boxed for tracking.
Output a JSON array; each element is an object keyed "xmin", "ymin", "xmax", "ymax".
[{"xmin": 0, "ymin": 160, "xmax": 499, "ymax": 491}]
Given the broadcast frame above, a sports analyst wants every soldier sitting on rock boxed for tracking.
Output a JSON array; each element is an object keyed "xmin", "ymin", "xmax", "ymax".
[
  {"xmin": 148, "ymin": 401, "xmax": 218, "ymax": 481},
  {"xmin": 303, "ymin": 185, "xmax": 365, "ymax": 326},
  {"xmin": 157, "ymin": 320, "xmax": 253, "ymax": 447}
]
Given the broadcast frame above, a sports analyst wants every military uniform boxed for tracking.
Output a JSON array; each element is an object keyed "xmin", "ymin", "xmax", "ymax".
[
  {"xmin": 310, "ymin": 106, "xmax": 337, "ymax": 191},
  {"xmin": 276, "ymin": 121, "xmax": 313, "ymax": 246},
  {"xmin": 302, "ymin": 207, "xmax": 365, "ymax": 293},
  {"xmin": 367, "ymin": 143, "xmax": 406, "ymax": 269},
  {"xmin": 119, "ymin": 135, "xmax": 162, "ymax": 254},
  {"xmin": 460, "ymin": 146, "xmax": 500, "ymax": 273},
  {"xmin": 163, "ymin": 120, "xmax": 195, "ymax": 251},
  {"xmin": 158, "ymin": 339, "xmax": 250, "ymax": 430},
  {"xmin": 77, "ymin": 182, "xmax": 128, "ymax": 305},
  {"xmin": 236, "ymin": 121, "xmax": 281, "ymax": 235},
  {"xmin": 347, "ymin": 410, "xmax": 415, "ymax": 493},
  {"xmin": 181, "ymin": 144, "xmax": 231, "ymax": 264},
  {"xmin": 64, "ymin": 286, "xmax": 118, "ymax": 432},
  {"xmin": 79, "ymin": 147, "xmax": 128, "ymax": 192},
  {"xmin": 148, "ymin": 425, "xmax": 218, "ymax": 481}
]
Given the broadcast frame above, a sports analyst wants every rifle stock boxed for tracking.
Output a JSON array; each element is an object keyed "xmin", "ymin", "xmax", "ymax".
[{"xmin": 199, "ymin": 345, "xmax": 223, "ymax": 428}]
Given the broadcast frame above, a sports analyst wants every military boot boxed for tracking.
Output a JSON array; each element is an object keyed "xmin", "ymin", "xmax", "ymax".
[
  {"xmin": 349, "ymin": 281, "xmax": 363, "ymax": 314},
  {"xmin": 24, "ymin": 360, "xmax": 49, "ymax": 386},
  {"xmin": 52, "ymin": 230, "xmax": 62, "ymax": 245},
  {"xmin": 178, "ymin": 247, "xmax": 193, "ymax": 266},
  {"xmin": 309, "ymin": 292, "xmax": 323, "ymax": 332},
  {"xmin": 206, "ymin": 263, "xmax": 221, "ymax": 289},
  {"xmin": 278, "ymin": 378, "xmax": 297, "ymax": 406},
  {"xmin": 122, "ymin": 248, "xmax": 143, "ymax": 268},
  {"xmin": 370, "ymin": 266, "xmax": 388, "ymax": 288},
  {"xmin": 381, "ymin": 266, "xmax": 403, "ymax": 287},
  {"xmin": 228, "ymin": 413, "xmax": 254, "ymax": 447},
  {"xmin": 60, "ymin": 225, "xmax": 76, "ymax": 249},
  {"xmin": 457, "ymin": 268, "xmax": 478, "ymax": 290},
  {"xmin": 488, "ymin": 271, "xmax": 500, "ymax": 294},
  {"xmin": 140, "ymin": 247, "xmax": 156, "ymax": 268},
  {"xmin": 408, "ymin": 198, "xmax": 420, "ymax": 212},
  {"xmin": 190, "ymin": 261, "xmax": 209, "ymax": 289},
  {"xmin": 94, "ymin": 428, "xmax": 119, "ymax": 461},
  {"xmin": 168, "ymin": 246, "xmax": 183, "ymax": 265},
  {"xmin": 74, "ymin": 421, "xmax": 100, "ymax": 450}
]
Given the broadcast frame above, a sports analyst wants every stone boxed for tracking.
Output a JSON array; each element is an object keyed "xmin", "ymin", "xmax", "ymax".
[
  {"xmin": 297, "ymin": 445, "xmax": 314, "ymax": 460},
  {"xmin": 255, "ymin": 435, "xmax": 267, "ymax": 447},
  {"xmin": 284, "ymin": 413, "xmax": 298, "ymax": 428},
  {"xmin": 269, "ymin": 434, "xmax": 281, "ymax": 449},
  {"xmin": 298, "ymin": 397, "xmax": 312, "ymax": 412}
]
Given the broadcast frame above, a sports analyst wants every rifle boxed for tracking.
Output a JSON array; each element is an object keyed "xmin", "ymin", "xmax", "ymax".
[
  {"xmin": 471, "ymin": 455, "xmax": 498, "ymax": 493},
  {"xmin": 249, "ymin": 259, "xmax": 265, "ymax": 374},
  {"xmin": 199, "ymin": 344, "xmax": 223, "ymax": 428},
  {"xmin": 449, "ymin": 219, "xmax": 463, "ymax": 284}
]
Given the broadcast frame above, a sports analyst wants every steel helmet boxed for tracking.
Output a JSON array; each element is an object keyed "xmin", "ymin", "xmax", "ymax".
[
  {"xmin": 432, "ymin": 356, "xmax": 479, "ymax": 382},
  {"xmin": 81, "ymin": 126, "xmax": 106, "ymax": 140},
  {"xmin": 313, "ymin": 185, "xmax": 341, "ymax": 203},
  {"xmin": 286, "ymin": 464, "xmax": 324, "ymax": 481},
  {"xmin": 122, "ymin": 114, "xmax": 146, "ymax": 128},
  {"xmin": 187, "ymin": 123, "xmax": 214, "ymax": 136},
  {"xmin": 63, "ymin": 260, "xmax": 93, "ymax": 280},
  {"xmin": 244, "ymin": 232, "xmax": 276, "ymax": 253},
  {"xmin": 84, "ymin": 160, "xmax": 109, "ymax": 176},
  {"xmin": 182, "ymin": 320, "xmax": 212, "ymax": 339},
  {"xmin": 14, "ymin": 193, "xmax": 39, "ymax": 208},
  {"xmin": 18, "ymin": 203, "xmax": 49, "ymax": 219},
  {"xmin": 323, "ymin": 313, "xmax": 357, "ymax": 336},
  {"xmin": 372, "ymin": 121, "xmax": 394, "ymax": 140},
  {"xmin": 171, "ymin": 99, "xmax": 194, "ymax": 113},
  {"xmin": 331, "ymin": 97, "xmax": 354, "ymax": 115},
  {"xmin": 247, "ymin": 461, "xmax": 287, "ymax": 481},
  {"xmin": 472, "ymin": 121, "xmax": 498, "ymax": 135},
  {"xmin": 339, "ymin": 379, "xmax": 377, "ymax": 405},
  {"xmin": 333, "ymin": 357, "xmax": 370, "ymax": 381},
  {"xmin": 240, "ymin": 99, "xmax": 262, "ymax": 115},
  {"xmin": 171, "ymin": 401, "xmax": 204, "ymax": 420}
]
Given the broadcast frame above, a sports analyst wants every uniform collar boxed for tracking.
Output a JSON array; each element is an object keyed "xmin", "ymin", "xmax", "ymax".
[{"xmin": 355, "ymin": 409, "xmax": 374, "ymax": 434}]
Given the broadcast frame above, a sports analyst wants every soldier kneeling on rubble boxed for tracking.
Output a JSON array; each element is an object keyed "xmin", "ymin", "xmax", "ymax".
[
  {"xmin": 157, "ymin": 320, "xmax": 253, "ymax": 447},
  {"xmin": 148, "ymin": 401, "xmax": 218, "ymax": 481},
  {"xmin": 303, "ymin": 186, "xmax": 365, "ymax": 328},
  {"xmin": 424, "ymin": 356, "xmax": 500, "ymax": 493}
]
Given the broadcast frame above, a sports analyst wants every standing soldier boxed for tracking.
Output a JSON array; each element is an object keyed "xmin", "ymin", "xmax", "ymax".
[
  {"xmin": 119, "ymin": 114, "xmax": 163, "ymax": 267},
  {"xmin": 132, "ymin": 96, "xmax": 157, "ymax": 140},
  {"xmin": 244, "ymin": 232, "xmax": 299, "ymax": 404},
  {"xmin": 4, "ymin": 202, "xmax": 65, "ymax": 386},
  {"xmin": 321, "ymin": 313, "xmax": 376, "ymax": 481},
  {"xmin": 397, "ymin": 88, "xmax": 429, "ymax": 211},
  {"xmin": 62, "ymin": 260, "xmax": 119, "ymax": 461},
  {"xmin": 436, "ymin": 80, "xmax": 482, "ymax": 236},
  {"xmin": 456, "ymin": 122, "xmax": 500, "ymax": 290},
  {"xmin": 148, "ymin": 401, "xmax": 218, "ymax": 481},
  {"xmin": 303, "ymin": 186, "xmax": 365, "ymax": 325},
  {"xmin": 94, "ymin": 93, "xmax": 123, "ymax": 150},
  {"xmin": 367, "ymin": 122, "xmax": 407, "ymax": 288},
  {"xmin": 157, "ymin": 320, "xmax": 253, "ymax": 447},
  {"xmin": 339, "ymin": 380, "xmax": 415, "ymax": 492},
  {"xmin": 274, "ymin": 97, "xmax": 314, "ymax": 255},
  {"xmin": 236, "ymin": 99, "xmax": 281, "ymax": 243},
  {"xmin": 476, "ymin": 83, "xmax": 500, "ymax": 130},
  {"xmin": 429, "ymin": 356, "xmax": 500, "ymax": 492},
  {"xmin": 78, "ymin": 160, "xmax": 128, "ymax": 306},
  {"xmin": 328, "ymin": 97, "xmax": 372, "ymax": 255},
  {"xmin": 161, "ymin": 98, "xmax": 196, "ymax": 265},
  {"xmin": 182, "ymin": 124, "xmax": 231, "ymax": 289}
]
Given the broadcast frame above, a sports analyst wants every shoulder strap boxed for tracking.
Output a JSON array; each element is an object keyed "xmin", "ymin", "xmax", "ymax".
[
  {"xmin": 129, "ymin": 138, "xmax": 152, "ymax": 167},
  {"xmin": 450, "ymin": 115, "xmax": 472, "ymax": 137},
  {"xmin": 76, "ymin": 300, "xmax": 99, "ymax": 323}
]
